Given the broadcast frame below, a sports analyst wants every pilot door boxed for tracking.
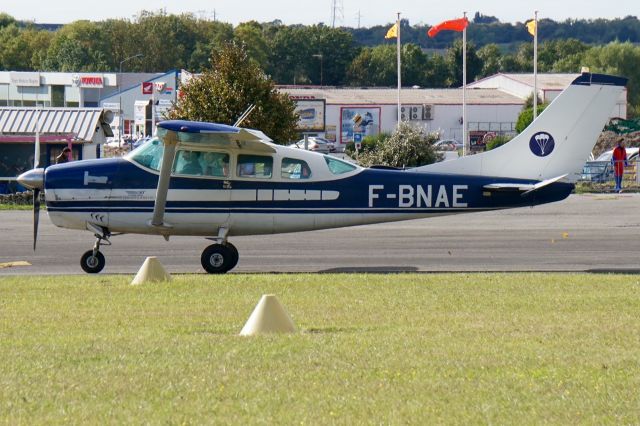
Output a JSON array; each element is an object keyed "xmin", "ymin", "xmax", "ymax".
[{"xmin": 171, "ymin": 149, "xmax": 231, "ymax": 233}]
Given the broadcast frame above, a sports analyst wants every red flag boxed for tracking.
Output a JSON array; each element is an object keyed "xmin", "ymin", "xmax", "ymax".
[{"xmin": 427, "ymin": 17, "xmax": 469, "ymax": 38}]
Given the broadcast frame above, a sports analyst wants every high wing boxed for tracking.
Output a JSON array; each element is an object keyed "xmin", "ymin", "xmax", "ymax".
[{"xmin": 150, "ymin": 120, "xmax": 276, "ymax": 228}]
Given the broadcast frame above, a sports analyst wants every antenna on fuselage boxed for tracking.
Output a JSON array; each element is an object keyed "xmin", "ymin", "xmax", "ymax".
[{"xmin": 234, "ymin": 104, "xmax": 256, "ymax": 127}]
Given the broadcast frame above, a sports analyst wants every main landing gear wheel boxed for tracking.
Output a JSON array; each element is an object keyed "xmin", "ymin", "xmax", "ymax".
[
  {"xmin": 201, "ymin": 243, "xmax": 239, "ymax": 274},
  {"xmin": 80, "ymin": 250, "xmax": 106, "ymax": 273}
]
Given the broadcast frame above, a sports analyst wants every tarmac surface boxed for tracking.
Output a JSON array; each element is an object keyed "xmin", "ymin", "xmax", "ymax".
[{"xmin": 1, "ymin": 193, "xmax": 639, "ymax": 275}]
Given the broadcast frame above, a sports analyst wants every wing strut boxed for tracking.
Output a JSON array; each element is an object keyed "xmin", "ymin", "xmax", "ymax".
[{"xmin": 151, "ymin": 130, "xmax": 178, "ymax": 228}]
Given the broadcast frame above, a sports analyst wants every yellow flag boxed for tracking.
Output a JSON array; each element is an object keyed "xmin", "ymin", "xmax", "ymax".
[
  {"xmin": 526, "ymin": 19, "xmax": 536, "ymax": 36},
  {"xmin": 385, "ymin": 22, "xmax": 398, "ymax": 39}
]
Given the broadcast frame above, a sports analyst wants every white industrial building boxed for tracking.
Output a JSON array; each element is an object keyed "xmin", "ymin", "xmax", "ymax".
[
  {"xmin": 468, "ymin": 73, "xmax": 628, "ymax": 118},
  {"xmin": 282, "ymin": 86, "xmax": 525, "ymax": 149}
]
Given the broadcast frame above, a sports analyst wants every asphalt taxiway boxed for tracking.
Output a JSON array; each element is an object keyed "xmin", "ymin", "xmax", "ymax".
[{"xmin": 1, "ymin": 194, "xmax": 639, "ymax": 275}]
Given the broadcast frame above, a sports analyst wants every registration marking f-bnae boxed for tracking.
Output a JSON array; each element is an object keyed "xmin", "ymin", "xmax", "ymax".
[{"xmin": 369, "ymin": 184, "xmax": 468, "ymax": 208}]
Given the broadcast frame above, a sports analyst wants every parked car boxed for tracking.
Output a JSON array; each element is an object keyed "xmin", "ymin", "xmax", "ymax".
[
  {"xmin": 582, "ymin": 147, "xmax": 639, "ymax": 182},
  {"xmin": 288, "ymin": 137, "xmax": 336, "ymax": 153},
  {"xmin": 433, "ymin": 139, "xmax": 462, "ymax": 151}
]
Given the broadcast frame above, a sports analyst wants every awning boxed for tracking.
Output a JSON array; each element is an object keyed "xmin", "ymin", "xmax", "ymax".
[{"xmin": 0, "ymin": 107, "xmax": 114, "ymax": 143}]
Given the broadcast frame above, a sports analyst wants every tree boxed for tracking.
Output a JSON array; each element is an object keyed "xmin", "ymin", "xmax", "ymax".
[
  {"xmin": 477, "ymin": 43, "xmax": 502, "ymax": 78},
  {"xmin": 168, "ymin": 42, "xmax": 298, "ymax": 143},
  {"xmin": 356, "ymin": 122, "xmax": 441, "ymax": 167},
  {"xmin": 446, "ymin": 39, "xmax": 483, "ymax": 86},
  {"xmin": 516, "ymin": 104, "xmax": 548, "ymax": 133},
  {"xmin": 234, "ymin": 21, "xmax": 270, "ymax": 70}
]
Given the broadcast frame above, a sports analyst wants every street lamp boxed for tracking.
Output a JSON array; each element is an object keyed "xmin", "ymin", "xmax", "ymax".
[
  {"xmin": 118, "ymin": 53, "xmax": 143, "ymax": 146},
  {"xmin": 312, "ymin": 54, "xmax": 323, "ymax": 87}
]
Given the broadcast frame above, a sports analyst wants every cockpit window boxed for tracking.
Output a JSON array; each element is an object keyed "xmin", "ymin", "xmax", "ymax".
[
  {"xmin": 324, "ymin": 155, "xmax": 357, "ymax": 175},
  {"xmin": 282, "ymin": 158, "xmax": 312, "ymax": 179},
  {"xmin": 237, "ymin": 154, "xmax": 272, "ymax": 179},
  {"xmin": 128, "ymin": 138, "xmax": 164, "ymax": 171},
  {"xmin": 172, "ymin": 150, "xmax": 230, "ymax": 177}
]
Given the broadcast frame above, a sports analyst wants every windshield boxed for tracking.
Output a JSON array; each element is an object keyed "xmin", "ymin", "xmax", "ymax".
[
  {"xmin": 324, "ymin": 155, "xmax": 358, "ymax": 175},
  {"xmin": 127, "ymin": 137, "xmax": 164, "ymax": 171}
]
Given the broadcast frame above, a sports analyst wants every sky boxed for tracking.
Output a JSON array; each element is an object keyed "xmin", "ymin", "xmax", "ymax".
[{"xmin": 2, "ymin": 0, "xmax": 638, "ymax": 27}]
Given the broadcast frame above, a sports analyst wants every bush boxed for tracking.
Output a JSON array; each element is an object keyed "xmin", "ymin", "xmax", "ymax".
[
  {"xmin": 516, "ymin": 104, "xmax": 548, "ymax": 133},
  {"xmin": 356, "ymin": 122, "xmax": 441, "ymax": 168},
  {"xmin": 345, "ymin": 132, "xmax": 389, "ymax": 157}
]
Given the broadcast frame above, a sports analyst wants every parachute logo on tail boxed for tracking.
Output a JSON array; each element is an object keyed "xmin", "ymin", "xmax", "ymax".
[{"xmin": 529, "ymin": 132, "xmax": 555, "ymax": 157}]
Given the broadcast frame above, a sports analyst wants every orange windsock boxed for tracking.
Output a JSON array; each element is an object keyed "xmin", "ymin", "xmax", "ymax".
[{"xmin": 427, "ymin": 17, "xmax": 469, "ymax": 38}]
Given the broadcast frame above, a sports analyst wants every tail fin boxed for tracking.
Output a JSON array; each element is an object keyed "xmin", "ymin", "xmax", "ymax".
[{"xmin": 416, "ymin": 73, "xmax": 627, "ymax": 181}]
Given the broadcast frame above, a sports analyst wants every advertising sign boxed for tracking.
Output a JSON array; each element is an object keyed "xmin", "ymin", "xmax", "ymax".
[
  {"xmin": 340, "ymin": 107, "xmax": 381, "ymax": 145},
  {"xmin": 78, "ymin": 75, "xmax": 104, "ymax": 88},
  {"xmin": 142, "ymin": 82, "xmax": 153, "ymax": 95},
  {"xmin": 294, "ymin": 100, "xmax": 325, "ymax": 131},
  {"xmin": 134, "ymin": 100, "xmax": 149, "ymax": 125},
  {"xmin": 9, "ymin": 72, "xmax": 40, "ymax": 87}
]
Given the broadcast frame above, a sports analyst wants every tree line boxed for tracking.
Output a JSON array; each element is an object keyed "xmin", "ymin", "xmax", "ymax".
[{"xmin": 1, "ymin": 10, "xmax": 639, "ymax": 115}]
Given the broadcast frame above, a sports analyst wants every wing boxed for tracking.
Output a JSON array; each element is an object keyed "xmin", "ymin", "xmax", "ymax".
[{"xmin": 157, "ymin": 120, "xmax": 276, "ymax": 153}]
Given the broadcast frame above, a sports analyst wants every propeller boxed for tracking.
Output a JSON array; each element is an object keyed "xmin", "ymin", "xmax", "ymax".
[{"xmin": 33, "ymin": 188, "xmax": 40, "ymax": 250}]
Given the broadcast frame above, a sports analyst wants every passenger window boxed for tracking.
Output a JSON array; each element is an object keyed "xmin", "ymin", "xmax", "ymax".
[
  {"xmin": 128, "ymin": 138, "xmax": 164, "ymax": 171},
  {"xmin": 282, "ymin": 158, "xmax": 312, "ymax": 179},
  {"xmin": 173, "ymin": 150, "xmax": 203, "ymax": 176},
  {"xmin": 237, "ymin": 154, "xmax": 272, "ymax": 179},
  {"xmin": 324, "ymin": 155, "xmax": 357, "ymax": 175},
  {"xmin": 201, "ymin": 152, "xmax": 230, "ymax": 178}
]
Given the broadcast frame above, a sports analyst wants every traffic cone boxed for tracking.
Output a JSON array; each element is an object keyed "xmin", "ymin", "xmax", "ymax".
[
  {"xmin": 240, "ymin": 294, "xmax": 296, "ymax": 336},
  {"xmin": 131, "ymin": 256, "xmax": 171, "ymax": 285}
]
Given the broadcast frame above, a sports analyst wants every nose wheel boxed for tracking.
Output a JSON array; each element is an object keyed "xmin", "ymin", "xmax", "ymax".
[
  {"xmin": 80, "ymin": 250, "xmax": 106, "ymax": 273},
  {"xmin": 80, "ymin": 226, "xmax": 111, "ymax": 274},
  {"xmin": 201, "ymin": 242, "xmax": 239, "ymax": 273}
]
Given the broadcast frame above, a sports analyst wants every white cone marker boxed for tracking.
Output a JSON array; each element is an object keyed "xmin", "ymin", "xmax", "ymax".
[
  {"xmin": 131, "ymin": 256, "xmax": 171, "ymax": 285},
  {"xmin": 240, "ymin": 294, "xmax": 296, "ymax": 336}
]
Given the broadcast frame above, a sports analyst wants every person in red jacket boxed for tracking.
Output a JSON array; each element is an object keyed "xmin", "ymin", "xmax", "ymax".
[{"xmin": 611, "ymin": 139, "xmax": 628, "ymax": 193}]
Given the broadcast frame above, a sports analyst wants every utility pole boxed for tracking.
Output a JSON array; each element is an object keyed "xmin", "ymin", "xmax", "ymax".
[{"xmin": 330, "ymin": 0, "xmax": 344, "ymax": 28}]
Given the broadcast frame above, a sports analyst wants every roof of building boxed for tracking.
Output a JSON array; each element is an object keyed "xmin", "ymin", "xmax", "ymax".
[
  {"xmin": 468, "ymin": 73, "xmax": 580, "ymax": 91},
  {"xmin": 0, "ymin": 107, "xmax": 113, "ymax": 142},
  {"xmin": 279, "ymin": 87, "xmax": 524, "ymax": 105}
]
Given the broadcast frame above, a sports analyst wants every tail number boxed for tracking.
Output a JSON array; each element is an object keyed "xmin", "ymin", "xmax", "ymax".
[{"xmin": 369, "ymin": 184, "xmax": 468, "ymax": 208}]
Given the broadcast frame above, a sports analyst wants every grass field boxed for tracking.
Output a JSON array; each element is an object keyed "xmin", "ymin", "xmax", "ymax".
[{"xmin": 1, "ymin": 273, "xmax": 639, "ymax": 424}]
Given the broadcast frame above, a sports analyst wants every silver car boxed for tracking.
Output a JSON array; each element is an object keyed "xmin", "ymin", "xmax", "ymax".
[{"xmin": 288, "ymin": 137, "xmax": 336, "ymax": 153}]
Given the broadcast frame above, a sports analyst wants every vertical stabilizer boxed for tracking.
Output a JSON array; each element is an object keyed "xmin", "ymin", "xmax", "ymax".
[{"xmin": 414, "ymin": 73, "xmax": 627, "ymax": 181}]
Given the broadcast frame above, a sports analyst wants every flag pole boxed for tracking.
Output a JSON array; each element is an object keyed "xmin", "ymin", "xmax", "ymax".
[
  {"xmin": 396, "ymin": 12, "xmax": 401, "ymax": 127},
  {"xmin": 533, "ymin": 10, "xmax": 538, "ymax": 120},
  {"xmin": 462, "ymin": 11, "xmax": 467, "ymax": 156}
]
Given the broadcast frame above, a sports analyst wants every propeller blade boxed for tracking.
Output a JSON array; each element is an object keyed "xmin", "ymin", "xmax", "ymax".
[{"xmin": 33, "ymin": 188, "xmax": 40, "ymax": 251}]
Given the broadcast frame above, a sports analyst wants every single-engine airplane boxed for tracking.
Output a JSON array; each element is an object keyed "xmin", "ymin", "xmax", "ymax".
[{"xmin": 18, "ymin": 72, "xmax": 626, "ymax": 273}]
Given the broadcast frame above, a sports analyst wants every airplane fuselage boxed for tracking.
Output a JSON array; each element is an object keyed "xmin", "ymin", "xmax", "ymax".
[{"xmin": 44, "ymin": 156, "xmax": 573, "ymax": 237}]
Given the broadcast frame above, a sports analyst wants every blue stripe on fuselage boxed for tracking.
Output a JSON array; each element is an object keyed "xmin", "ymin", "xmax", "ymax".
[{"xmin": 44, "ymin": 158, "xmax": 574, "ymax": 211}]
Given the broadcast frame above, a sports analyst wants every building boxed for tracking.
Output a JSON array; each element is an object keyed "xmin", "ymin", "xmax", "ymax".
[
  {"xmin": 0, "ymin": 70, "xmax": 176, "ymax": 140},
  {"xmin": 281, "ymin": 86, "xmax": 525, "ymax": 149},
  {"xmin": 468, "ymin": 73, "xmax": 628, "ymax": 118},
  {"xmin": 0, "ymin": 107, "xmax": 114, "ymax": 193},
  {"xmin": 100, "ymin": 70, "xmax": 179, "ymax": 140}
]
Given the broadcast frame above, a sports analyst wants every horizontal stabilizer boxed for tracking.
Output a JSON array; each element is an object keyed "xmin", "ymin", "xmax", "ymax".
[{"xmin": 483, "ymin": 174, "xmax": 568, "ymax": 196}]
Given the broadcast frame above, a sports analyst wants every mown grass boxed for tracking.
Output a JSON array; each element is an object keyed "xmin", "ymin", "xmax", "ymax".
[
  {"xmin": 0, "ymin": 273, "xmax": 639, "ymax": 424},
  {"xmin": 0, "ymin": 203, "xmax": 31, "ymax": 210}
]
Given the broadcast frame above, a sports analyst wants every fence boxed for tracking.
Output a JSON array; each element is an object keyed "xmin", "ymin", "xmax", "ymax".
[{"xmin": 579, "ymin": 159, "xmax": 639, "ymax": 192}]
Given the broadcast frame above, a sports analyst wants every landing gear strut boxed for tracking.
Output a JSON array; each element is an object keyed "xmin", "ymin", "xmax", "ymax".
[{"xmin": 80, "ymin": 227, "xmax": 111, "ymax": 274}]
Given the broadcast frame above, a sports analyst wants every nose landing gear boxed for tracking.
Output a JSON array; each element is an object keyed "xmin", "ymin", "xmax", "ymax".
[{"xmin": 80, "ymin": 227, "xmax": 111, "ymax": 274}]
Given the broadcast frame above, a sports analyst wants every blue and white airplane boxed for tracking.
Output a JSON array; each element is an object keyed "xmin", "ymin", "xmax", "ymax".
[{"xmin": 18, "ymin": 72, "xmax": 626, "ymax": 273}]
